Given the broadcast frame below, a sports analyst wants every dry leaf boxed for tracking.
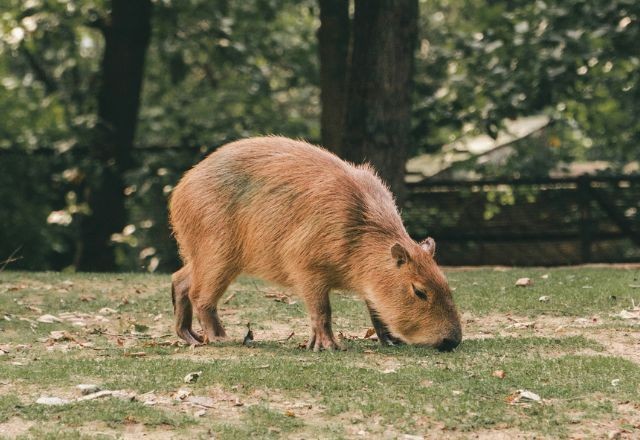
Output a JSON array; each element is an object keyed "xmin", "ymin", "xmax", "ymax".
[
  {"xmin": 285, "ymin": 410, "xmax": 295, "ymax": 417},
  {"xmin": 538, "ymin": 296, "xmax": 551, "ymax": 302},
  {"xmin": 36, "ymin": 396, "xmax": 70, "ymax": 405},
  {"xmin": 77, "ymin": 384, "xmax": 101, "ymax": 395},
  {"xmin": 506, "ymin": 389, "xmax": 541, "ymax": 404},
  {"xmin": 515, "ymin": 278, "xmax": 533, "ymax": 287},
  {"xmin": 124, "ymin": 351, "xmax": 147, "ymax": 358},
  {"xmin": 492, "ymin": 370, "xmax": 506, "ymax": 379},
  {"xmin": 186, "ymin": 396, "xmax": 216, "ymax": 408},
  {"xmin": 364, "ymin": 328, "xmax": 376, "ymax": 339},
  {"xmin": 243, "ymin": 323, "xmax": 254, "ymax": 346},
  {"xmin": 37, "ymin": 314, "xmax": 62, "ymax": 323},
  {"xmin": 184, "ymin": 371, "xmax": 202, "ymax": 383}
]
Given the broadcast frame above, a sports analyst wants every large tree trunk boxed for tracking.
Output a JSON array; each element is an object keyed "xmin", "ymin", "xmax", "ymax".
[
  {"xmin": 318, "ymin": 0, "xmax": 350, "ymax": 155},
  {"xmin": 342, "ymin": 0, "xmax": 418, "ymax": 207},
  {"xmin": 77, "ymin": 0, "xmax": 152, "ymax": 271}
]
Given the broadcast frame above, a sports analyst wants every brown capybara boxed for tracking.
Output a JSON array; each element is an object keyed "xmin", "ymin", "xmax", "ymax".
[{"xmin": 169, "ymin": 136, "xmax": 462, "ymax": 351}]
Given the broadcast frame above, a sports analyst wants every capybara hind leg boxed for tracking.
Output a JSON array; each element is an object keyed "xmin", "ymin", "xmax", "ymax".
[
  {"xmin": 300, "ymin": 287, "xmax": 341, "ymax": 351},
  {"xmin": 190, "ymin": 268, "xmax": 236, "ymax": 344},
  {"xmin": 172, "ymin": 267, "xmax": 203, "ymax": 345}
]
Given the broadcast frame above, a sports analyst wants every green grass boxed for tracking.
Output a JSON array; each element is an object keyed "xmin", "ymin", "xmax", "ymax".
[{"xmin": 1, "ymin": 267, "xmax": 639, "ymax": 438}]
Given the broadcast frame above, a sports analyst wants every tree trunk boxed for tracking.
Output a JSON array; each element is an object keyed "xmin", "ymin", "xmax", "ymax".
[
  {"xmin": 318, "ymin": 0, "xmax": 350, "ymax": 155},
  {"xmin": 342, "ymin": 0, "xmax": 418, "ymax": 207},
  {"xmin": 77, "ymin": 0, "xmax": 152, "ymax": 271}
]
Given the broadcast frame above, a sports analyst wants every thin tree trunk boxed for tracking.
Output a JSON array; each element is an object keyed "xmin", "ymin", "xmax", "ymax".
[
  {"xmin": 77, "ymin": 0, "xmax": 152, "ymax": 271},
  {"xmin": 318, "ymin": 0, "xmax": 350, "ymax": 155},
  {"xmin": 343, "ymin": 0, "xmax": 418, "ymax": 207}
]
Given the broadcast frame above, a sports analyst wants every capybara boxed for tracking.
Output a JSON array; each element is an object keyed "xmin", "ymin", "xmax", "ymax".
[{"xmin": 169, "ymin": 136, "xmax": 462, "ymax": 351}]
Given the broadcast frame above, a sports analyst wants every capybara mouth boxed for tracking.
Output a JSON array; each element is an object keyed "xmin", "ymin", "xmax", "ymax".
[{"xmin": 365, "ymin": 300, "xmax": 405, "ymax": 346}]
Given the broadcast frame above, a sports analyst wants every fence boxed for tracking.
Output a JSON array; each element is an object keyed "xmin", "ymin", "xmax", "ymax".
[
  {"xmin": 404, "ymin": 175, "xmax": 640, "ymax": 266},
  {"xmin": 2, "ymin": 145, "xmax": 639, "ymax": 269}
]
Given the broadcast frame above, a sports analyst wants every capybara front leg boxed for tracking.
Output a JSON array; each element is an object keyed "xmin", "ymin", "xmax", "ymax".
[
  {"xmin": 302, "ymin": 289, "xmax": 341, "ymax": 351},
  {"xmin": 172, "ymin": 267, "xmax": 203, "ymax": 345},
  {"xmin": 196, "ymin": 305, "xmax": 227, "ymax": 344},
  {"xmin": 365, "ymin": 300, "xmax": 403, "ymax": 346}
]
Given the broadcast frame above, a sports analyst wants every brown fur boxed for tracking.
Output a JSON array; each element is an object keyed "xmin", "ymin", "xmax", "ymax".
[{"xmin": 169, "ymin": 136, "xmax": 462, "ymax": 350}]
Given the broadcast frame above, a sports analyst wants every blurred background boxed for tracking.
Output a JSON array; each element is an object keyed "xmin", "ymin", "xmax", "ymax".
[{"xmin": 0, "ymin": 0, "xmax": 638, "ymax": 272}]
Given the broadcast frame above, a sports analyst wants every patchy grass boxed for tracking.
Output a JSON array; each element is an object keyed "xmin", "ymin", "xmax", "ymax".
[{"xmin": 0, "ymin": 267, "xmax": 639, "ymax": 439}]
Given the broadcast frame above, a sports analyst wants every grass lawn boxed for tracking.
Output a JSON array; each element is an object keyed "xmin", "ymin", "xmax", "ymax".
[{"xmin": 0, "ymin": 267, "xmax": 639, "ymax": 439}]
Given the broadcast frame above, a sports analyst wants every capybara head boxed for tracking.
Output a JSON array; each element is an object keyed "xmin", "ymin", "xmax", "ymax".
[{"xmin": 366, "ymin": 237, "xmax": 462, "ymax": 350}]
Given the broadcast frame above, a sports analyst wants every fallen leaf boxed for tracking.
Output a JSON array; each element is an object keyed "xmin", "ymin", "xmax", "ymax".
[
  {"xmin": 611, "ymin": 378, "xmax": 621, "ymax": 386},
  {"xmin": 124, "ymin": 351, "xmax": 147, "ymax": 357},
  {"xmin": 538, "ymin": 296, "xmax": 551, "ymax": 302},
  {"xmin": 507, "ymin": 321, "xmax": 535, "ymax": 329},
  {"xmin": 506, "ymin": 389, "xmax": 541, "ymax": 404},
  {"xmin": 37, "ymin": 314, "xmax": 62, "ymax": 323},
  {"xmin": 174, "ymin": 388, "xmax": 191, "ymax": 401},
  {"xmin": 76, "ymin": 384, "xmax": 101, "ymax": 395},
  {"xmin": 541, "ymin": 274, "xmax": 550, "ymax": 279},
  {"xmin": 515, "ymin": 278, "xmax": 533, "ymax": 287},
  {"xmin": 80, "ymin": 295, "xmax": 95, "ymax": 302},
  {"xmin": 243, "ymin": 323, "xmax": 254, "ymax": 346},
  {"xmin": 364, "ymin": 328, "xmax": 376, "ymax": 339},
  {"xmin": 186, "ymin": 396, "xmax": 216, "ymax": 408},
  {"xmin": 285, "ymin": 410, "xmax": 295, "ymax": 417},
  {"xmin": 492, "ymin": 370, "xmax": 506, "ymax": 379},
  {"xmin": 184, "ymin": 371, "xmax": 202, "ymax": 384},
  {"xmin": 36, "ymin": 396, "xmax": 71, "ymax": 405}
]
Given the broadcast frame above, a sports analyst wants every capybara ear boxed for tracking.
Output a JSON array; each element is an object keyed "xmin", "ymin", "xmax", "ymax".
[
  {"xmin": 391, "ymin": 243, "xmax": 410, "ymax": 266},
  {"xmin": 420, "ymin": 237, "xmax": 436, "ymax": 257}
]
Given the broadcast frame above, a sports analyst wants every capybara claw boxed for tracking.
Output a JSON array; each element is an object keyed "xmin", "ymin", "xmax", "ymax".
[
  {"xmin": 307, "ymin": 333, "xmax": 342, "ymax": 351},
  {"xmin": 177, "ymin": 327, "xmax": 203, "ymax": 346}
]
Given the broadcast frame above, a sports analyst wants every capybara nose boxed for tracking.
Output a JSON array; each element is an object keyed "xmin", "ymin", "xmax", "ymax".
[{"xmin": 436, "ymin": 337, "xmax": 460, "ymax": 352}]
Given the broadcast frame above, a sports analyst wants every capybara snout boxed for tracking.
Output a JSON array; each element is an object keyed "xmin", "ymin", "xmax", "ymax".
[{"xmin": 169, "ymin": 136, "xmax": 462, "ymax": 350}]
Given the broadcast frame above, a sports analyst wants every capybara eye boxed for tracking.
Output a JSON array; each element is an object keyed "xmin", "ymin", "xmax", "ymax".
[{"xmin": 414, "ymin": 287, "xmax": 428, "ymax": 301}]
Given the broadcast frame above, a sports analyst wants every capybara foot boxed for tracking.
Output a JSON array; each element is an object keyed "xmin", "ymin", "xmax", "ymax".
[
  {"xmin": 177, "ymin": 326, "xmax": 204, "ymax": 345},
  {"xmin": 306, "ymin": 330, "xmax": 342, "ymax": 352},
  {"xmin": 378, "ymin": 333, "xmax": 404, "ymax": 347}
]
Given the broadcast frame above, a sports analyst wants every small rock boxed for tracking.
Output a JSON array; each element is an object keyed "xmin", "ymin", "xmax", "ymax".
[
  {"xmin": 37, "ymin": 396, "xmax": 71, "ymax": 405},
  {"xmin": 538, "ymin": 296, "xmax": 551, "ymax": 302},
  {"xmin": 184, "ymin": 371, "xmax": 202, "ymax": 384}
]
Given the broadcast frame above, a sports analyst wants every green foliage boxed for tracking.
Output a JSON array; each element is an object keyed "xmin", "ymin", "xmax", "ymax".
[
  {"xmin": 0, "ymin": 0, "xmax": 638, "ymax": 269},
  {"xmin": 415, "ymin": 0, "xmax": 640, "ymax": 169}
]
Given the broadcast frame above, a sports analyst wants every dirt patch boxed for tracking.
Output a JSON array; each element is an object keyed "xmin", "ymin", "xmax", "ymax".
[
  {"xmin": 0, "ymin": 417, "xmax": 35, "ymax": 438},
  {"xmin": 462, "ymin": 312, "xmax": 640, "ymax": 364}
]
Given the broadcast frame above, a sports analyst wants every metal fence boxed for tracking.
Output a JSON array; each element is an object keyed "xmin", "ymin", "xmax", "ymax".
[{"xmin": 404, "ymin": 175, "xmax": 640, "ymax": 266}]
